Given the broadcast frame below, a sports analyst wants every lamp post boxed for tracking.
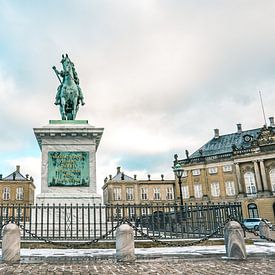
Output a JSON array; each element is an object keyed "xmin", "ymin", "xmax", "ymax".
[{"xmin": 173, "ymin": 163, "xmax": 184, "ymax": 206}]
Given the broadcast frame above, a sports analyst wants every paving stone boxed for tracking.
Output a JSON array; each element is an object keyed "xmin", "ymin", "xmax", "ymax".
[{"xmin": 0, "ymin": 258, "xmax": 274, "ymax": 274}]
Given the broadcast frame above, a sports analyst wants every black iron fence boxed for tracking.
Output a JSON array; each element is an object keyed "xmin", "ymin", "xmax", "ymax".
[{"xmin": 0, "ymin": 202, "xmax": 242, "ymax": 241}]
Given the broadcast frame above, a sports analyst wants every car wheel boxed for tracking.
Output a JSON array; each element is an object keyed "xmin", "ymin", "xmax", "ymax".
[{"xmin": 254, "ymin": 225, "xmax": 259, "ymax": 230}]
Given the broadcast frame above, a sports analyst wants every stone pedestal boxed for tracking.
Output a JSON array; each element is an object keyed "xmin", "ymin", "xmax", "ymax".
[
  {"xmin": 2, "ymin": 224, "xmax": 20, "ymax": 263},
  {"xmin": 34, "ymin": 120, "xmax": 103, "ymax": 205},
  {"xmin": 116, "ymin": 224, "xmax": 136, "ymax": 262},
  {"xmin": 224, "ymin": 221, "xmax": 247, "ymax": 259},
  {"xmin": 259, "ymin": 220, "xmax": 271, "ymax": 239}
]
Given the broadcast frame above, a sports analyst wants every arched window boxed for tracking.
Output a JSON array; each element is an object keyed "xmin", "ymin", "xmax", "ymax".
[
  {"xmin": 248, "ymin": 203, "xmax": 258, "ymax": 218},
  {"xmin": 244, "ymin": 172, "xmax": 257, "ymax": 194},
  {"xmin": 269, "ymin": 169, "xmax": 275, "ymax": 192}
]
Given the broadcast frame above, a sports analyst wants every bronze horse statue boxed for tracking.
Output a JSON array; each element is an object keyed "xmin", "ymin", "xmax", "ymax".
[{"xmin": 53, "ymin": 54, "xmax": 84, "ymax": 120}]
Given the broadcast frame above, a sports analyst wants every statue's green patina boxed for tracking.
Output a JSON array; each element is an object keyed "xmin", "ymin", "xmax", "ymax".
[{"xmin": 53, "ymin": 54, "xmax": 85, "ymax": 120}]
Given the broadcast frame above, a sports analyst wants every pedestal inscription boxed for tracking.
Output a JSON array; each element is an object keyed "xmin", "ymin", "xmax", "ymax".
[{"xmin": 48, "ymin": 151, "xmax": 89, "ymax": 187}]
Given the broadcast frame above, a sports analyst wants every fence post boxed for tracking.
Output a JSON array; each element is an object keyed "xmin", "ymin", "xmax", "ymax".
[
  {"xmin": 259, "ymin": 220, "xmax": 271, "ymax": 239},
  {"xmin": 2, "ymin": 223, "xmax": 20, "ymax": 263},
  {"xmin": 116, "ymin": 224, "xmax": 136, "ymax": 262},
  {"xmin": 224, "ymin": 221, "xmax": 247, "ymax": 259}
]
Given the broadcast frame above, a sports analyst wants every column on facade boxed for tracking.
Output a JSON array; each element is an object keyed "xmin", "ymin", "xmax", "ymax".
[
  {"xmin": 253, "ymin": 161, "xmax": 263, "ymax": 192},
  {"xmin": 259, "ymin": 160, "xmax": 269, "ymax": 191},
  {"xmin": 234, "ymin": 163, "xmax": 243, "ymax": 193}
]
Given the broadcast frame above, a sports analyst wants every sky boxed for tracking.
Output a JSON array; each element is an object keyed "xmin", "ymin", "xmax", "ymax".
[{"xmin": 0, "ymin": 1, "xmax": 275, "ymax": 196}]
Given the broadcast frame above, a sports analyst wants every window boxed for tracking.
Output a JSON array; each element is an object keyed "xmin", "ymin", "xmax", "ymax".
[
  {"xmin": 192, "ymin": 169, "xmax": 200, "ymax": 176},
  {"xmin": 211, "ymin": 182, "xmax": 220, "ymax": 197},
  {"xmin": 153, "ymin": 188, "xmax": 161, "ymax": 200},
  {"xmin": 270, "ymin": 169, "xmax": 275, "ymax": 192},
  {"xmin": 225, "ymin": 181, "xmax": 235, "ymax": 196},
  {"xmin": 208, "ymin": 167, "xmax": 218, "ymax": 174},
  {"xmin": 126, "ymin": 187, "xmax": 134, "ymax": 200},
  {"xmin": 194, "ymin": 184, "xmax": 203, "ymax": 198},
  {"xmin": 129, "ymin": 207, "xmax": 135, "ymax": 218},
  {"xmin": 182, "ymin": 185, "xmax": 189, "ymax": 199},
  {"xmin": 248, "ymin": 203, "xmax": 258, "ymax": 218},
  {"xmin": 182, "ymin": 171, "xmax": 188, "ymax": 177},
  {"xmin": 113, "ymin": 187, "xmax": 121, "ymax": 201},
  {"xmin": 141, "ymin": 208, "xmax": 147, "ymax": 216},
  {"xmin": 3, "ymin": 187, "xmax": 10, "ymax": 200},
  {"xmin": 244, "ymin": 172, "xmax": 257, "ymax": 194},
  {"xmin": 223, "ymin": 165, "xmax": 232, "ymax": 172},
  {"xmin": 140, "ymin": 188, "xmax": 148, "ymax": 200},
  {"xmin": 166, "ymin": 187, "xmax": 174, "ymax": 200},
  {"xmin": 16, "ymin": 187, "xmax": 24, "ymax": 200}
]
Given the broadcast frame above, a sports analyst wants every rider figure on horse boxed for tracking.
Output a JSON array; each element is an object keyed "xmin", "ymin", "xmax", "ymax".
[{"xmin": 53, "ymin": 59, "xmax": 85, "ymax": 106}]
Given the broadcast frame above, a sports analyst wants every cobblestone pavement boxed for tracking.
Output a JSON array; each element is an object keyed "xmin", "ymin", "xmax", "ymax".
[{"xmin": 0, "ymin": 258, "xmax": 274, "ymax": 275}]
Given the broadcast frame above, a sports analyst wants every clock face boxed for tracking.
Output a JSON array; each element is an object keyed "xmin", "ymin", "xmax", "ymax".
[{"xmin": 243, "ymin": 135, "xmax": 252, "ymax": 142}]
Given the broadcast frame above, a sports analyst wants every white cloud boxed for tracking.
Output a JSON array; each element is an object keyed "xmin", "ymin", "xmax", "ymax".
[{"xmin": 0, "ymin": 1, "xmax": 275, "ymax": 194}]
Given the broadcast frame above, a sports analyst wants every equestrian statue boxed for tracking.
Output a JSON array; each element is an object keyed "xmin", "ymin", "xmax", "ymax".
[{"xmin": 53, "ymin": 54, "xmax": 85, "ymax": 120}]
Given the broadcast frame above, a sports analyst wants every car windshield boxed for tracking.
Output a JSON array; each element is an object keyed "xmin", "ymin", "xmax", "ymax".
[{"xmin": 244, "ymin": 218, "xmax": 261, "ymax": 222}]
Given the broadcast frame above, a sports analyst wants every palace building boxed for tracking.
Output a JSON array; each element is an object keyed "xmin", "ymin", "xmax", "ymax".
[
  {"xmin": 0, "ymin": 165, "xmax": 36, "ymax": 206},
  {"xmin": 174, "ymin": 117, "xmax": 275, "ymax": 223},
  {"xmin": 102, "ymin": 167, "xmax": 175, "ymax": 218}
]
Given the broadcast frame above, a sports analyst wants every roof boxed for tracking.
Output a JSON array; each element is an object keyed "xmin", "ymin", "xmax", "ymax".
[
  {"xmin": 190, "ymin": 128, "xmax": 263, "ymax": 158},
  {"xmin": 2, "ymin": 166, "xmax": 29, "ymax": 181},
  {"xmin": 111, "ymin": 172, "xmax": 135, "ymax": 182},
  {"xmin": 3, "ymin": 171, "xmax": 28, "ymax": 181}
]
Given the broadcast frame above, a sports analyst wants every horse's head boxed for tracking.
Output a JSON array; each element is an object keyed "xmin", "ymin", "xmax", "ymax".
[{"xmin": 61, "ymin": 54, "xmax": 73, "ymax": 74}]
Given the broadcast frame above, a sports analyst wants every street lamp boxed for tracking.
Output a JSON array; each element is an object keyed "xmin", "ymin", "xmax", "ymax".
[{"xmin": 173, "ymin": 163, "xmax": 184, "ymax": 206}]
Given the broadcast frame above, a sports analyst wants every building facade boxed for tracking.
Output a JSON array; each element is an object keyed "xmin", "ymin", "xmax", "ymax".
[
  {"xmin": 174, "ymin": 118, "xmax": 275, "ymax": 223},
  {"xmin": 102, "ymin": 167, "xmax": 175, "ymax": 219},
  {"xmin": 0, "ymin": 165, "xmax": 36, "ymax": 219}
]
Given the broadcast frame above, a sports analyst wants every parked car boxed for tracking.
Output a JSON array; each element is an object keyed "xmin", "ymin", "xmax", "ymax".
[{"xmin": 243, "ymin": 218, "xmax": 272, "ymax": 230}]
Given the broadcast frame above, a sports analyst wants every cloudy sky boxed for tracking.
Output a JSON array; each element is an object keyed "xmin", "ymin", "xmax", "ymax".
[{"xmin": 0, "ymin": 1, "xmax": 275, "ymax": 195}]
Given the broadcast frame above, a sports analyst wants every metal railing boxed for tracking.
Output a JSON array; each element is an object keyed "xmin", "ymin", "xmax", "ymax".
[{"xmin": 0, "ymin": 202, "xmax": 242, "ymax": 241}]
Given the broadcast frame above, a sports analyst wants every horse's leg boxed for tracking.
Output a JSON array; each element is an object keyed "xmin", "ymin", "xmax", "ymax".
[{"xmin": 60, "ymin": 97, "xmax": 66, "ymax": 120}]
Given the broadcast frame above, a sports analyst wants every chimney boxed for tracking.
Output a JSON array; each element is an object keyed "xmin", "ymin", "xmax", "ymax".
[
  {"xmin": 116, "ymin": 167, "xmax": 121, "ymax": 174},
  {"xmin": 237, "ymin": 123, "xmax": 242, "ymax": 133},
  {"xmin": 214, "ymin": 129, "xmax": 219, "ymax": 139},
  {"xmin": 269, "ymin": 117, "xmax": 274, "ymax": 127},
  {"xmin": 134, "ymin": 175, "xmax": 137, "ymax": 180},
  {"xmin": 16, "ymin": 165, "xmax": 20, "ymax": 173}
]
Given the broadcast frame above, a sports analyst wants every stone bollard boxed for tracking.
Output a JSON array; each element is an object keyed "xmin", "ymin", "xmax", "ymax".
[
  {"xmin": 224, "ymin": 221, "xmax": 247, "ymax": 259},
  {"xmin": 2, "ymin": 223, "xmax": 21, "ymax": 263},
  {"xmin": 116, "ymin": 224, "xmax": 136, "ymax": 262},
  {"xmin": 259, "ymin": 220, "xmax": 271, "ymax": 239}
]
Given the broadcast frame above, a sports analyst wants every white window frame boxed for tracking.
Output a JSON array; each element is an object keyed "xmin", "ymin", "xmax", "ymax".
[
  {"xmin": 194, "ymin": 184, "xmax": 203, "ymax": 198},
  {"xmin": 140, "ymin": 187, "xmax": 148, "ymax": 200},
  {"xmin": 129, "ymin": 207, "xmax": 135, "ymax": 218},
  {"xmin": 192, "ymin": 169, "xmax": 200, "ymax": 176},
  {"xmin": 3, "ymin": 187, "xmax": 10, "ymax": 200},
  {"xmin": 244, "ymin": 172, "xmax": 257, "ymax": 194},
  {"xmin": 126, "ymin": 187, "xmax": 134, "ymax": 201},
  {"xmin": 182, "ymin": 171, "xmax": 188, "ymax": 177},
  {"xmin": 153, "ymin": 188, "xmax": 161, "ymax": 200},
  {"xmin": 208, "ymin": 167, "xmax": 218, "ymax": 174},
  {"xmin": 223, "ymin": 165, "xmax": 232, "ymax": 172},
  {"xmin": 166, "ymin": 187, "xmax": 174, "ymax": 200},
  {"xmin": 113, "ymin": 187, "xmax": 121, "ymax": 201},
  {"xmin": 270, "ymin": 169, "xmax": 275, "ymax": 192},
  {"xmin": 181, "ymin": 185, "xmax": 189, "ymax": 199},
  {"xmin": 16, "ymin": 187, "xmax": 24, "ymax": 200},
  {"xmin": 211, "ymin": 182, "xmax": 220, "ymax": 197},
  {"xmin": 225, "ymin": 181, "xmax": 235, "ymax": 196}
]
